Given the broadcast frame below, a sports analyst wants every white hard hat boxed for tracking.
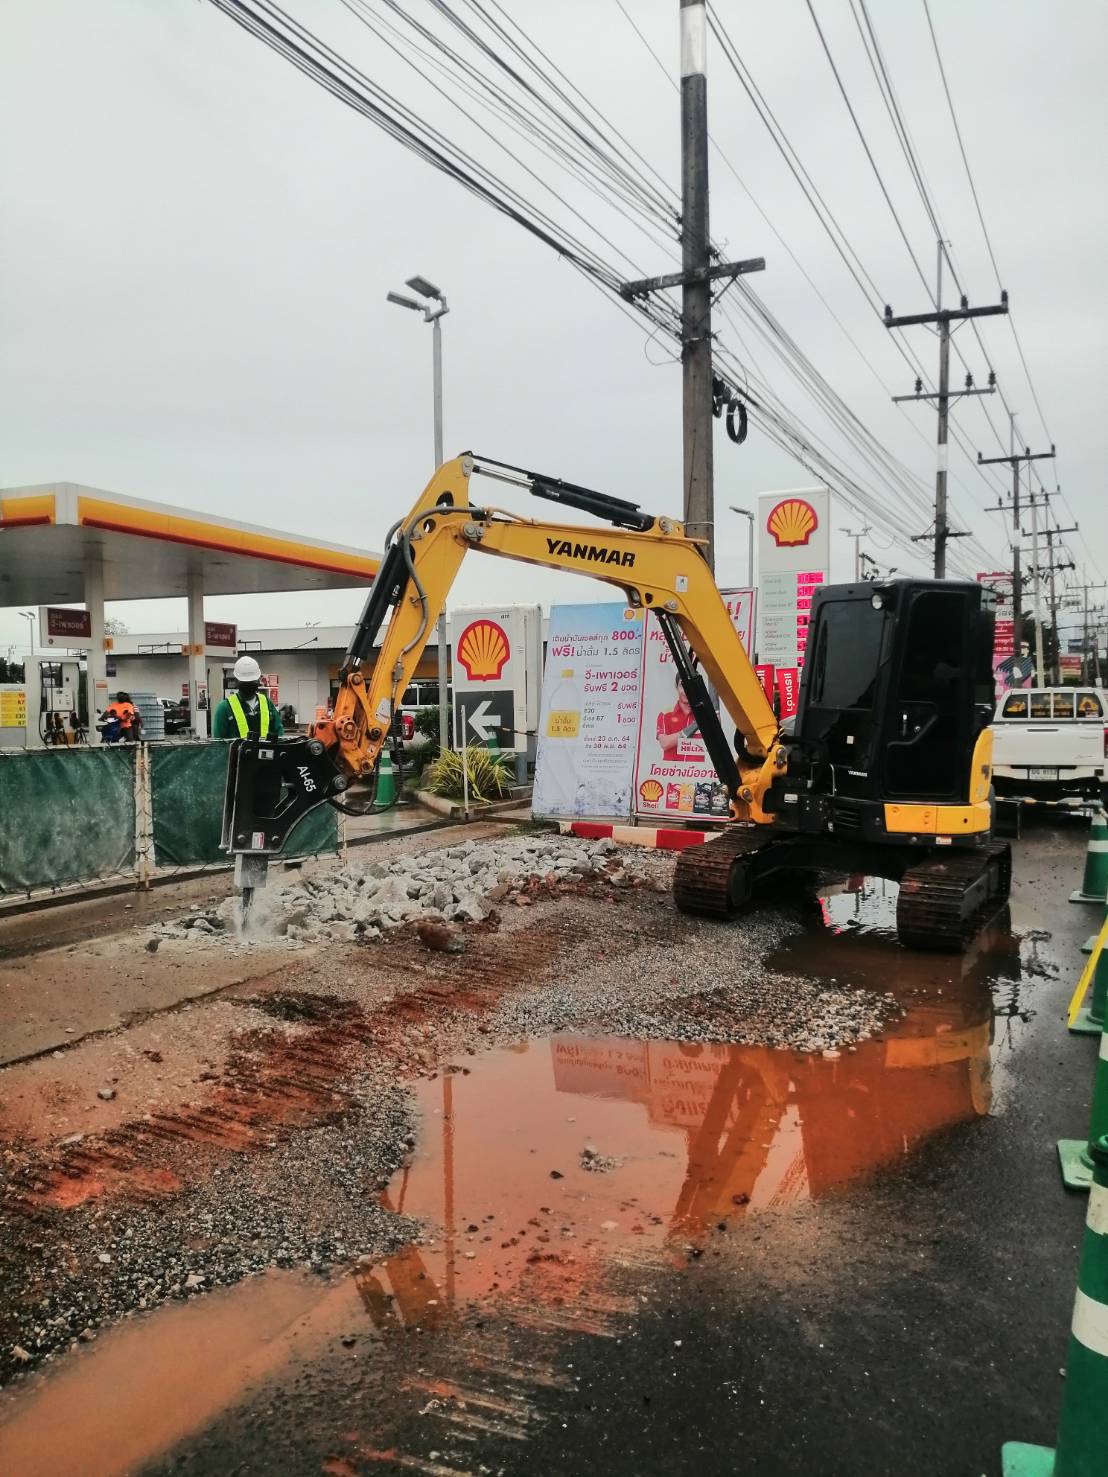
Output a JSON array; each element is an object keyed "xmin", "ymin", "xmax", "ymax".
[{"xmin": 233, "ymin": 655, "xmax": 262, "ymax": 683}]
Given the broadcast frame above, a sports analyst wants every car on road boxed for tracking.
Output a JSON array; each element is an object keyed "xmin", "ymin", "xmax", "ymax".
[{"xmin": 991, "ymin": 686, "xmax": 1107, "ymax": 802}]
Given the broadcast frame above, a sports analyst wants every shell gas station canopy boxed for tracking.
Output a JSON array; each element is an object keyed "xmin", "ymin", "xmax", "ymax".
[{"xmin": 0, "ymin": 481, "xmax": 379, "ymax": 740}]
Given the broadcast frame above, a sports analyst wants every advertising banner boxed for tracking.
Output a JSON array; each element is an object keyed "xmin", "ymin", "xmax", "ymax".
[
  {"xmin": 632, "ymin": 589, "xmax": 755, "ymax": 822},
  {"xmin": 977, "ymin": 571, "xmax": 1030, "ymax": 695},
  {"xmin": 756, "ymin": 488, "xmax": 830, "ymax": 670},
  {"xmin": 754, "ymin": 663, "xmax": 776, "ymax": 707},
  {"xmin": 776, "ymin": 667, "xmax": 800, "ymax": 718},
  {"xmin": 532, "ymin": 603, "xmax": 645, "ymax": 819}
]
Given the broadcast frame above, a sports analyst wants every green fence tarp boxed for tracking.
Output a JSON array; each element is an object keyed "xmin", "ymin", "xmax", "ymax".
[
  {"xmin": 150, "ymin": 742, "xmax": 338, "ymax": 867},
  {"xmin": 0, "ymin": 747, "xmax": 136, "ymax": 894}
]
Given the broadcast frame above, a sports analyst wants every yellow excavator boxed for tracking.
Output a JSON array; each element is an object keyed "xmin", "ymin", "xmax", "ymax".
[{"xmin": 222, "ymin": 454, "xmax": 1010, "ymax": 950}]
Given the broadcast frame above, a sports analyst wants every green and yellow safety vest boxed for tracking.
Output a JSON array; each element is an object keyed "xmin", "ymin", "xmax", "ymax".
[{"xmin": 226, "ymin": 690, "xmax": 270, "ymax": 739}]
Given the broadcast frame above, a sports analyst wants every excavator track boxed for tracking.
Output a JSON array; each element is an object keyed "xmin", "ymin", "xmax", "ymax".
[
  {"xmin": 672, "ymin": 825, "xmax": 769, "ymax": 918},
  {"xmin": 895, "ymin": 840, "xmax": 1011, "ymax": 952}
]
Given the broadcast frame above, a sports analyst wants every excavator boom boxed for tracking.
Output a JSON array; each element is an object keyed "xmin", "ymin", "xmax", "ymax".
[{"xmin": 222, "ymin": 454, "xmax": 782, "ymax": 890}]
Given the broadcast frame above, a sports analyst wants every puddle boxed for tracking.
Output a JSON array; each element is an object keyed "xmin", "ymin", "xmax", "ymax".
[
  {"xmin": 0, "ymin": 906, "xmax": 1033, "ymax": 1474},
  {"xmin": 0, "ymin": 1268, "xmax": 368, "ymax": 1477},
  {"xmin": 381, "ymin": 970, "xmax": 1001, "ymax": 1315}
]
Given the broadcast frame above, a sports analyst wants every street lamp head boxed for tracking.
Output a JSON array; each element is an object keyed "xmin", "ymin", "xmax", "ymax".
[
  {"xmin": 729, "ymin": 505, "xmax": 754, "ymax": 520},
  {"xmin": 386, "ymin": 291, "xmax": 421, "ymax": 311},
  {"xmin": 406, "ymin": 274, "xmax": 442, "ymax": 301}
]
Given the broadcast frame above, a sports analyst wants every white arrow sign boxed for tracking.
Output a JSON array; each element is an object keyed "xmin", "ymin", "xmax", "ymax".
[{"xmin": 466, "ymin": 699, "xmax": 498, "ymax": 742}]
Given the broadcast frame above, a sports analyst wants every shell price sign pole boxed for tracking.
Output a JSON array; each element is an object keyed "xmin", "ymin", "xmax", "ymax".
[{"xmin": 756, "ymin": 487, "xmax": 831, "ymax": 674}]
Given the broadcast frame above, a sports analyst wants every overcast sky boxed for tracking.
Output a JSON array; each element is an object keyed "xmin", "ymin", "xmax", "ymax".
[{"xmin": 2, "ymin": 0, "xmax": 1105, "ymax": 660}]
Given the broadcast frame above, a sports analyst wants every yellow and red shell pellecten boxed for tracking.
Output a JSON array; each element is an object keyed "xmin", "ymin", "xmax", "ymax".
[
  {"xmin": 766, "ymin": 497, "xmax": 818, "ymax": 547},
  {"xmin": 457, "ymin": 618, "xmax": 510, "ymax": 680},
  {"xmin": 639, "ymin": 778, "xmax": 664, "ymax": 805}
]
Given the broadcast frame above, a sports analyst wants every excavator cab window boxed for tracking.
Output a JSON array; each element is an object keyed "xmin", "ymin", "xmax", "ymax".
[
  {"xmin": 884, "ymin": 588, "xmax": 972, "ymax": 800},
  {"xmin": 800, "ymin": 595, "xmax": 889, "ymax": 787}
]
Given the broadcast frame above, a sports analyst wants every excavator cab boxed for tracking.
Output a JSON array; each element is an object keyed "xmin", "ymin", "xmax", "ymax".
[{"xmin": 793, "ymin": 579, "xmax": 995, "ymax": 814}]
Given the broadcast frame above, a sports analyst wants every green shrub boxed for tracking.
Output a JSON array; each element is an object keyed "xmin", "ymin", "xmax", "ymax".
[
  {"xmin": 424, "ymin": 745, "xmax": 512, "ymax": 802},
  {"xmin": 415, "ymin": 706, "xmax": 451, "ymax": 745}
]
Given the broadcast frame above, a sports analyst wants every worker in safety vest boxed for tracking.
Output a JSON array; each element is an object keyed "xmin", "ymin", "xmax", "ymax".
[{"xmin": 211, "ymin": 657, "xmax": 284, "ymax": 740}]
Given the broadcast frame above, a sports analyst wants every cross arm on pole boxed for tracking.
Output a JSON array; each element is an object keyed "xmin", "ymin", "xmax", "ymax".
[
  {"xmin": 977, "ymin": 446, "xmax": 1056, "ymax": 467},
  {"xmin": 891, "ymin": 386, "xmax": 997, "ymax": 403},
  {"xmin": 884, "ymin": 302, "xmax": 1009, "ymax": 329},
  {"xmin": 619, "ymin": 257, "xmax": 765, "ymax": 300}
]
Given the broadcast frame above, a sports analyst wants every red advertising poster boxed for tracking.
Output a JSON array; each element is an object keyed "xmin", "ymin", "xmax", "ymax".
[
  {"xmin": 776, "ymin": 667, "xmax": 800, "ymax": 718},
  {"xmin": 977, "ymin": 572, "xmax": 1030, "ymax": 696},
  {"xmin": 632, "ymin": 590, "xmax": 756, "ymax": 821},
  {"xmin": 754, "ymin": 663, "xmax": 776, "ymax": 706}
]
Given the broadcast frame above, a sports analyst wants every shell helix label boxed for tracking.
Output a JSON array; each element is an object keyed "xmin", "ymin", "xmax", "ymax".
[{"xmin": 546, "ymin": 709, "xmax": 581, "ymax": 739}]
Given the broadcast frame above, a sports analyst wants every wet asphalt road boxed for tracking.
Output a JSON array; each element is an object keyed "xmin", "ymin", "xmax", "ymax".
[{"xmin": 139, "ymin": 821, "xmax": 1098, "ymax": 1477}]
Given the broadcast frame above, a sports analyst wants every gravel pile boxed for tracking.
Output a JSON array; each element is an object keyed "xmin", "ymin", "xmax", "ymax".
[
  {"xmin": 151, "ymin": 833, "xmax": 654, "ymax": 948},
  {"xmin": 0, "ymin": 1084, "xmax": 420, "ymax": 1381},
  {"xmin": 487, "ymin": 910, "xmax": 901, "ymax": 1052}
]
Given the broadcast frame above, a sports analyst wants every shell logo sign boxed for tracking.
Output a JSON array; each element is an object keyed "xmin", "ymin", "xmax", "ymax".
[
  {"xmin": 766, "ymin": 497, "xmax": 818, "ymax": 548},
  {"xmin": 456, "ymin": 618, "xmax": 510, "ymax": 681},
  {"xmin": 638, "ymin": 778, "xmax": 664, "ymax": 808}
]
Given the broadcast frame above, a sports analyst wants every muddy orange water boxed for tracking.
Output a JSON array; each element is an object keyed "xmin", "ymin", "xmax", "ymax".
[{"xmin": 0, "ymin": 906, "xmax": 1017, "ymax": 1475}]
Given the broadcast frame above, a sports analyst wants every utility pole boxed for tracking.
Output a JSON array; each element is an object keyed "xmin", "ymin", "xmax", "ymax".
[
  {"xmin": 979, "ymin": 421, "xmax": 1055, "ymax": 658},
  {"xmin": 680, "ymin": 0, "xmax": 713, "ymax": 567},
  {"xmin": 619, "ymin": 2, "xmax": 765, "ymax": 576},
  {"xmin": 1035, "ymin": 521, "xmax": 1077, "ymax": 683},
  {"xmin": 841, "ymin": 524, "xmax": 871, "ymax": 582},
  {"xmin": 886, "ymin": 244, "xmax": 1007, "ymax": 577},
  {"xmin": 1073, "ymin": 573, "xmax": 1107, "ymax": 684}
]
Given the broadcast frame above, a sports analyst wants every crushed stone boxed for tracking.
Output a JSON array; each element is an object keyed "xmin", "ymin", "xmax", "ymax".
[{"xmin": 149, "ymin": 833, "xmax": 654, "ymax": 950}]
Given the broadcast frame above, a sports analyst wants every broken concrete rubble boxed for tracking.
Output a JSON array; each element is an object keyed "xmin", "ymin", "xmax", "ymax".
[{"xmin": 150, "ymin": 833, "xmax": 655, "ymax": 950}]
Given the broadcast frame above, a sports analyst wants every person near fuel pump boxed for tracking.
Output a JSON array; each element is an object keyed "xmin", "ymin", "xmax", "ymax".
[
  {"xmin": 98, "ymin": 691, "xmax": 141, "ymax": 744},
  {"xmin": 212, "ymin": 657, "xmax": 284, "ymax": 740}
]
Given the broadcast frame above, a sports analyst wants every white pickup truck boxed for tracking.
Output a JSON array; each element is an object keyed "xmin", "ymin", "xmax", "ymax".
[{"xmin": 991, "ymin": 687, "xmax": 1107, "ymax": 802}]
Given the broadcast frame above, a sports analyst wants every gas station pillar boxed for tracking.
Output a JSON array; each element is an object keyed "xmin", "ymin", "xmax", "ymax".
[
  {"xmin": 186, "ymin": 572, "xmax": 208, "ymax": 738},
  {"xmin": 84, "ymin": 556, "xmax": 109, "ymax": 746}
]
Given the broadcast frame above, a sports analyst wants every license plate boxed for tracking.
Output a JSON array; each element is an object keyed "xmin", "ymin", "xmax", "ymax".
[{"xmin": 1028, "ymin": 767, "xmax": 1057, "ymax": 780}]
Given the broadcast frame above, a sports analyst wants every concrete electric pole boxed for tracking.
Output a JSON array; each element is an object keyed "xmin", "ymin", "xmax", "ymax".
[
  {"xmin": 886, "ymin": 246, "xmax": 1008, "ymax": 577},
  {"xmin": 619, "ymin": 2, "xmax": 764, "ymax": 577},
  {"xmin": 979, "ymin": 422, "xmax": 1055, "ymax": 658},
  {"xmin": 1035, "ymin": 521, "xmax": 1077, "ymax": 683},
  {"xmin": 680, "ymin": 0, "xmax": 714, "ymax": 568}
]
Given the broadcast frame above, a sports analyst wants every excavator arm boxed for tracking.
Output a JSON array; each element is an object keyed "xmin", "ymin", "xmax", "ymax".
[{"xmin": 222, "ymin": 454, "xmax": 783, "ymax": 899}]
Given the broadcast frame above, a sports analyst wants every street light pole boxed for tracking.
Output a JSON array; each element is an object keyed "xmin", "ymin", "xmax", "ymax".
[
  {"xmin": 729, "ymin": 506, "xmax": 755, "ymax": 588},
  {"xmin": 388, "ymin": 275, "xmax": 451, "ymax": 751}
]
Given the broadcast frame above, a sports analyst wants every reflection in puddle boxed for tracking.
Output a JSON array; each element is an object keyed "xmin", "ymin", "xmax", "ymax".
[{"xmin": 374, "ymin": 938, "xmax": 1006, "ymax": 1322}]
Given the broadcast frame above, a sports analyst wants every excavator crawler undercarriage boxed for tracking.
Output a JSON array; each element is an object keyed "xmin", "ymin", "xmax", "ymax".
[{"xmin": 674, "ymin": 827, "xmax": 1012, "ymax": 952}]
